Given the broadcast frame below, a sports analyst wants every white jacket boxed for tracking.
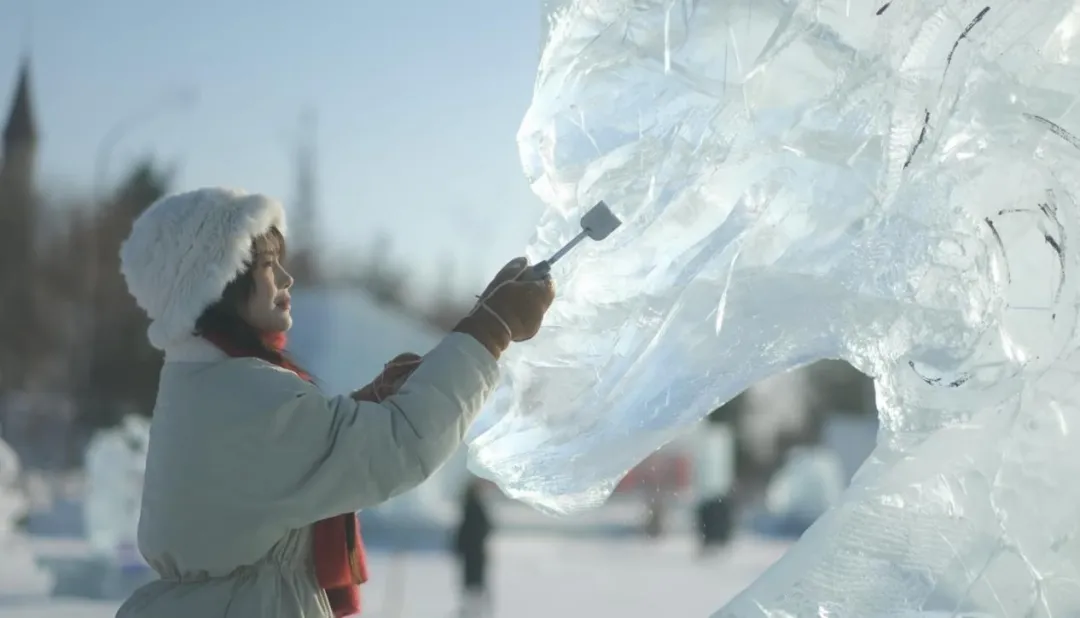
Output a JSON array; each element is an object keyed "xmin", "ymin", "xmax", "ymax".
[{"xmin": 116, "ymin": 332, "xmax": 499, "ymax": 618}]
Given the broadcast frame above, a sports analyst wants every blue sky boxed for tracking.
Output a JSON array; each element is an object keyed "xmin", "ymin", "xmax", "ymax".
[{"xmin": 0, "ymin": 0, "xmax": 548, "ymax": 290}]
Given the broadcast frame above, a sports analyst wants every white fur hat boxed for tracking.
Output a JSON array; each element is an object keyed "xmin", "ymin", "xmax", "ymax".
[{"xmin": 119, "ymin": 187, "xmax": 287, "ymax": 350}]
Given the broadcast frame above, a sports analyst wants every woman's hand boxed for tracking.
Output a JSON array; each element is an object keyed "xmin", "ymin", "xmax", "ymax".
[
  {"xmin": 350, "ymin": 353, "xmax": 423, "ymax": 402},
  {"xmin": 454, "ymin": 257, "xmax": 556, "ymax": 359}
]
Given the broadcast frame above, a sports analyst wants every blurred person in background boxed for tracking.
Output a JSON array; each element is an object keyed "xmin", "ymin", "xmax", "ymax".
[
  {"xmin": 114, "ymin": 187, "xmax": 554, "ymax": 618},
  {"xmin": 453, "ymin": 476, "xmax": 494, "ymax": 617},
  {"xmin": 638, "ymin": 456, "xmax": 667, "ymax": 538},
  {"xmin": 692, "ymin": 411, "xmax": 738, "ymax": 555}
]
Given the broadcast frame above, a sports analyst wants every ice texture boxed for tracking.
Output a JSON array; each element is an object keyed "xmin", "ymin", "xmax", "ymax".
[{"xmin": 466, "ymin": 0, "xmax": 1080, "ymax": 614}]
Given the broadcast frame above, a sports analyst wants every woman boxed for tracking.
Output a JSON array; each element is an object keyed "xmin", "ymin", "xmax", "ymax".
[{"xmin": 115, "ymin": 187, "xmax": 554, "ymax": 618}]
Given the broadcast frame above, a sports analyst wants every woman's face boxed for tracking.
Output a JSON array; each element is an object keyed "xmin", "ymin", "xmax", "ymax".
[{"xmin": 240, "ymin": 238, "xmax": 294, "ymax": 333}]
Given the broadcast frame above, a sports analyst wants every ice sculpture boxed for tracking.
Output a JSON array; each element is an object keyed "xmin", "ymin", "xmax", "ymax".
[
  {"xmin": 0, "ymin": 423, "xmax": 53, "ymax": 596},
  {"xmin": 468, "ymin": 0, "xmax": 1080, "ymax": 614},
  {"xmin": 84, "ymin": 415, "xmax": 150, "ymax": 561}
]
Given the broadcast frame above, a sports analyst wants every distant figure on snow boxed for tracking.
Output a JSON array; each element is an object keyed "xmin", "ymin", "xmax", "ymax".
[
  {"xmin": 692, "ymin": 404, "xmax": 740, "ymax": 554},
  {"xmin": 113, "ymin": 187, "xmax": 554, "ymax": 618},
  {"xmin": 453, "ymin": 477, "xmax": 494, "ymax": 617}
]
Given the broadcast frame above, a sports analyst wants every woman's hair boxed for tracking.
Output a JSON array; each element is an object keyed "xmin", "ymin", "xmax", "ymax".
[{"xmin": 193, "ymin": 227, "xmax": 304, "ymax": 372}]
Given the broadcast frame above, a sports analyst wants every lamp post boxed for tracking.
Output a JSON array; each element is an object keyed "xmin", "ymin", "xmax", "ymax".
[
  {"xmin": 92, "ymin": 87, "xmax": 198, "ymax": 204},
  {"xmin": 78, "ymin": 87, "xmax": 197, "ymax": 415}
]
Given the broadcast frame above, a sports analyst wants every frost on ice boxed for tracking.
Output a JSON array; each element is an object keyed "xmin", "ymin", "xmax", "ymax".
[{"xmin": 467, "ymin": 0, "xmax": 1080, "ymax": 615}]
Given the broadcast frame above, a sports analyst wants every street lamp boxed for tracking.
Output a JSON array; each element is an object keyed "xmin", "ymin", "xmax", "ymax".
[
  {"xmin": 77, "ymin": 86, "xmax": 198, "ymax": 413},
  {"xmin": 92, "ymin": 87, "xmax": 198, "ymax": 203},
  {"xmin": 86, "ymin": 85, "xmax": 198, "ymax": 293}
]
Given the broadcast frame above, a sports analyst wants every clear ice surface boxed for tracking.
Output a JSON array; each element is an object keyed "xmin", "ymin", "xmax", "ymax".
[{"xmin": 466, "ymin": 0, "xmax": 1080, "ymax": 615}]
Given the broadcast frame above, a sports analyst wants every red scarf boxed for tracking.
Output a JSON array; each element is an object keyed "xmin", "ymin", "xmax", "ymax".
[{"xmin": 204, "ymin": 331, "xmax": 368, "ymax": 617}]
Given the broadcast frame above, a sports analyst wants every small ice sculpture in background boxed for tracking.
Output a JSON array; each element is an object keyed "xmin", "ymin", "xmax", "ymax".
[
  {"xmin": 469, "ymin": 0, "xmax": 1080, "ymax": 615},
  {"xmin": 760, "ymin": 445, "xmax": 846, "ymax": 537},
  {"xmin": 0, "ymin": 425, "xmax": 26, "ymax": 537},
  {"xmin": 0, "ymin": 423, "xmax": 53, "ymax": 596},
  {"xmin": 84, "ymin": 414, "xmax": 150, "ymax": 562}
]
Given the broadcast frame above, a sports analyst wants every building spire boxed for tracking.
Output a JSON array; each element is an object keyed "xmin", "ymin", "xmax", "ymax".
[
  {"xmin": 287, "ymin": 108, "xmax": 321, "ymax": 282},
  {"xmin": 3, "ymin": 57, "xmax": 37, "ymax": 146}
]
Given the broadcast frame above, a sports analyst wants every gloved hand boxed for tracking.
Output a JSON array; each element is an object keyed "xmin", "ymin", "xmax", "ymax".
[
  {"xmin": 350, "ymin": 353, "xmax": 423, "ymax": 402},
  {"xmin": 454, "ymin": 257, "xmax": 556, "ymax": 359}
]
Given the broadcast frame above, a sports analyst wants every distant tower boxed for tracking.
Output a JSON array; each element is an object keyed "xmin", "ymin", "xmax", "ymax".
[
  {"xmin": 288, "ymin": 109, "xmax": 320, "ymax": 283},
  {"xmin": 1, "ymin": 56, "xmax": 37, "ymax": 196},
  {"xmin": 0, "ymin": 56, "xmax": 40, "ymax": 393}
]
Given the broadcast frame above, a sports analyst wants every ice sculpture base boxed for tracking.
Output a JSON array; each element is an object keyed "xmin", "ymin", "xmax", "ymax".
[
  {"xmin": 0, "ymin": 535, "xmax": 54, "ymax": 598},
  {"xmin": 43, "ymin": 545, "xmax": 154, "ymax": 600}
]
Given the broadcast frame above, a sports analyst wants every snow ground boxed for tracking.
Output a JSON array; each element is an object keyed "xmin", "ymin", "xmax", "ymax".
[{"xmin": 1, "ymin": 530, "xmax": 789, "ymax": 618}]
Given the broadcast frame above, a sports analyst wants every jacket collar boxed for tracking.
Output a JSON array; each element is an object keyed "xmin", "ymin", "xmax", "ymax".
[{"xmin": 163, "ymin": 336, "xmax": 228, "ymax": 363}]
